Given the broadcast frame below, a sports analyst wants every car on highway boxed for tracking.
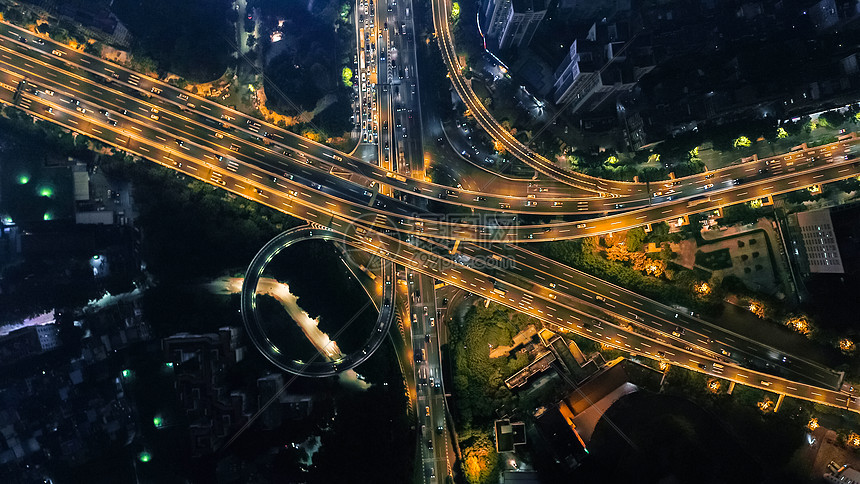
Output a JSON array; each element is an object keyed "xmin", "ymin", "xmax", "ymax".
[
  {"xmin": 576, "ymin": 223, "xmax": 587, "ymax": 229},
  {"xmin": 51, "ymin": 49, "xmax": 63, "ymax": 56},
  {"xmin": 672, "ymin": 327, "xmax": 685, "ymax": 337}
]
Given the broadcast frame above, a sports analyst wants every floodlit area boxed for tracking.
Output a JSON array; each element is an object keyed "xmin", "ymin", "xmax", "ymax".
[{"xmin": 214, "ymin": 277, "xmax": 344, "ymax": 361}]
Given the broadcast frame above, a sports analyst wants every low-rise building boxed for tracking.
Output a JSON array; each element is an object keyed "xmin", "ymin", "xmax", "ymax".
[{"xmin": 163, "ymin": 327, "xmax": 252, "ymax": 456}]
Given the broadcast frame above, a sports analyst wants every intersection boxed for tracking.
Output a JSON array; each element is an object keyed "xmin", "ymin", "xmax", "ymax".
[{"xmin": 0, "ymin": 11, "xmax": 859, "ymax": 480}]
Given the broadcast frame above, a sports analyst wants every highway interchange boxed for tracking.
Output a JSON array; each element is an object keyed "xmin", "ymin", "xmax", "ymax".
[{"xmin": 1, "ymin": 7, "xmax": 860, "ymax": 480}]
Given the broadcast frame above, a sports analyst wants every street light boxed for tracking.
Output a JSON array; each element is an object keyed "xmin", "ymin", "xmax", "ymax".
[{"xmin": 708, "ymin": 379, "xmax": 721, "ymax": 393}]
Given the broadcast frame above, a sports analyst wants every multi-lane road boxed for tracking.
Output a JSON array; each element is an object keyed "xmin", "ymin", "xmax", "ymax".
[
  {"xmin": 407, "ymin": 270, "xmax": 452, "ymax": 482},
  {"xmin": 0, "ymin": 7, "xmax": 859, "ymax": 439}
]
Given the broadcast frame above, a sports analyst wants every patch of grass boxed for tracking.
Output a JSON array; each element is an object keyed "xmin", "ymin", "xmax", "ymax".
[{"xmin": 695, "ymin": 248, "xmax": 733, "ymax": 270}]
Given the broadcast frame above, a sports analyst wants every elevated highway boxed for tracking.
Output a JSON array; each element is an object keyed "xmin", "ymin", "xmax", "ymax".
[{"xmin": 0, "ymin": 20, "xmax": 857, "ymax": 414}]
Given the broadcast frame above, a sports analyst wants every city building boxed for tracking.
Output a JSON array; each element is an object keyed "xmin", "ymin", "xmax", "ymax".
[
  {"xmin": 163, "ymin": 327, "xmax": 252, "ymax": 456},
  {"xmin": 483, "ymin": 0, "xmax": 510, "ymax": 39},
  {"xmin": 795, "ymin": 209, "xmax": 844, "ymax": 273},
  {"xmin": 808, "ymin": 0, "xmax": 839, "ymax": 33},
  {"xmin": 494, "ymin": 419, "xmax": 527, "ymax": 452},
  {"xmin": 0, "ymin": 318, "xmax": 61, "ymax": 366},
  {"xmin": 552, "ymin": 21, "xmax": 654, "ymax": 114},
  {"xmin": 498, "ymin": 0, "xmax": 548, "ymax": 49},
  {"xmin": 482, "ymin": 0, "xmax": 547, "ymax": 50},
  {"xmin": 555, "ymin": 0, "xmax": 578, "ymax": 18},
  {"xmin": 257, "ymin": 373, "xmax": 284, "ymax": 430},
  {"xmin": 825, "ymin": 463, "xmax": 860, "ymax": 483}
]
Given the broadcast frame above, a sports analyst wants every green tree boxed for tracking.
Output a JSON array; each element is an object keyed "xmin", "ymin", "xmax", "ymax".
[
  {"xmin": 461, "ymin": 432, "xmax": 499, "ymax": 484},
  {"xmin": 626, "ymin": 227, "xmax": 647, "ymax": 252}
]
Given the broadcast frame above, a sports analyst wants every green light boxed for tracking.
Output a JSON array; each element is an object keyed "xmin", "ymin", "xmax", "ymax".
[
  {"xmin": 138, "ymin": 451, "xmax": 151, "ymax": 463},
  {"xmin": 1, "ymin": 216, "xmax": 12, "ymax": 225},
  {"xmin": 153, "ymin": 417, "xmax": 163, "ymax": 427},
  {"xmin": 18, "ymin": 175, "xmax": 29, "ymax": 184},
  {"xmin": 43, "ymin": 212, "xmax": 53, "ymax": 221},
  {"xmin": 92, "ymin": 255, "xmax": 100, "ymax": 260},
  {"xmin": 165, "ymin": 362, "xmax": 173, "ymax": 368},
  {"xmin": 122, "ymin": 369, "xmax": 131, "ymax": 378},
  {"xmin": 39, "ymin": 187, "xmax": 53, "ymax": 197}
]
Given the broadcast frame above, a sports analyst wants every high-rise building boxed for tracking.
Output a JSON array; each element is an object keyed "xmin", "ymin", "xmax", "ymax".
[
  {"xmin": 498, "ymin": 0, "xmax": 548, "ymax": 49},
  {"xmin": 796, "ymin": 209, "xmax": 844, "ymax": 273},
  {"xmin": 552, "ymin": 22, "xmax": 654, "ymax": 114},
  {"xmin": 482, "ymin": 0, "xmax": 547, "ymax": 49},
  {"xmin": 483, "ymin": 0, "xmax": 511, "ymax": 40},
  {"xmin": 0, "ymin": 316, "xmax": 61, "ymax": 366},
  {"xmin": 808, "ymin": 0, "xmax": 839, "ymax": 32}
]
